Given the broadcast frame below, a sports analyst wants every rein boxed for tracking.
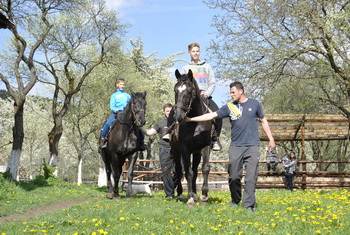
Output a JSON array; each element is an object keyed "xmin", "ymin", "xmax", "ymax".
[
  {"xmin": 201, "ymin": 100, "xmax": 212, "ymax": 113},
  {"xmin": 117, "ymin": 112, "xmax": 134, "ymax": 125},
  {"xmin": 174, "ymin": 100, "xmax": 193, "ymax": 113}
]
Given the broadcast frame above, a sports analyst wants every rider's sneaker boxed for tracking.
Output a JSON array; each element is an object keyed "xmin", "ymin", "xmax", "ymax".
[
  {"xmin": 162, "ymin": 133, "xmax": 170, "ymax": 141},
  {"xmin": 212, "ymin": 140, "xmax": 222, "ymax": 151},
  {"xmin": 101, "ymin": 138, "xmax": 108, "ymax": 148}
]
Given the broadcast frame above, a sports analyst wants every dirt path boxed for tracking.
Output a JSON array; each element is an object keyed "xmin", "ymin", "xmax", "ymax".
[{"xmin": 0, "ymin": 198, "xmax": 92, "ymax": 223}]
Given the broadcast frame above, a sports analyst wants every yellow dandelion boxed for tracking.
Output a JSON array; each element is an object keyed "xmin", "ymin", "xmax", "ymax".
[{"xmin": 120, "ymin": 217, "xmax": 125, "ymax": 221}]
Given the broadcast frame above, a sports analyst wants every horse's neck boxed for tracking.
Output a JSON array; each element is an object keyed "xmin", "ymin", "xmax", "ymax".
[
  {"xmin": 120, "ymin": 105, "xmax": 133, "ymax": 123},
  {"xmin": 189, "ymin": 97, "xmax": 206, "ymax": 116}
]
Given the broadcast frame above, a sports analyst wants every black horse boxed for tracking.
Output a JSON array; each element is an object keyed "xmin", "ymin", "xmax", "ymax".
[
  {"xmin": 99, "ymin": 91, "xmax": 147, "ymax": 199},
  {"xmin": 170, "ymin": 69, "xmax": 213, "ymax": 206}
]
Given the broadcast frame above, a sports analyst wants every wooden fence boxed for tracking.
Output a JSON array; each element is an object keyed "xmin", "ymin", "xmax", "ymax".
[
  {"xmin": 123, "ymin": 159, "xmax": 350, "ymax": 190},
  {"xmin": 121, "ymin": 114, "xmax": 350, "ymax": 190}
]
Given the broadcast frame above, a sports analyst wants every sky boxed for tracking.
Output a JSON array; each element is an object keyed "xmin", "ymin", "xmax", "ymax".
[{"xmin": 0, "ymin": 0, "xmax": 230, "ymax": 105}]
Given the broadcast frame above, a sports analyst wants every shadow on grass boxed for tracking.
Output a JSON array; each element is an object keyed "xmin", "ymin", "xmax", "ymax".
[
  {"xmin": 1, "ymin": 172, "xmax": 58, "ymax": 192},
  {"xmin": 1, "ymin": 173, "xmax": 105, "ymax": 193}
]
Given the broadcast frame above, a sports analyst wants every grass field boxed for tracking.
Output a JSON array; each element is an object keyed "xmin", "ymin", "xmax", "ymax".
[{"xmin": 1, "ymin": 173, "xmax": 349, "ymax": 234}]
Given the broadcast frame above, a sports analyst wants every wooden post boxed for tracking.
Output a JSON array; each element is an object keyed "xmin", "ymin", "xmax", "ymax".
[
  {"xmin": 301, "ymin": 124, "xmax": 307, "ymax": 190},
  {"xmin": 123, "ymin": 162, "xmax": 127, "ymax": 181}
]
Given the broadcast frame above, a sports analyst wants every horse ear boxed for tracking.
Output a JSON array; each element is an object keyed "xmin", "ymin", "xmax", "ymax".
[
  {"xmin": 131, "ymin": 89, "xmax": 135, "ymax": 96},
  {"xmin": 187, "ymin": 69, "xmax": 195, "ymax": 83},
  {"xmin": 188, "ymin": 69, "xmax": 193, "ymax": 77},
  {"xmin": 175, "ymin": 69, "xmax": 181, "ymax": 79},
  {"xmin": 143, "ymin": 91, "xmax": 147, "ymax": 97}
]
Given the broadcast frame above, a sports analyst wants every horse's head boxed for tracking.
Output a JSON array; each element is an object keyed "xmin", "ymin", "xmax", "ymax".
[
  {"xmin": 130, "ymin": 91, "xmax": 147, "ymax": 127},
  {"xmin": 173, "ymin": 69, "xmax": 198, "ymax": 123}
]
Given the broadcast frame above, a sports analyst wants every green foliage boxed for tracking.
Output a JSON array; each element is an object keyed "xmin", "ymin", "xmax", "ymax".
[{"xmin": 42, "ymin": 159, "xmax": 56, "ymax": 179}]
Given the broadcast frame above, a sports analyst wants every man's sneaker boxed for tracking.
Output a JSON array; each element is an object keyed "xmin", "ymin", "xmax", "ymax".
[
  {"xmin": 246, "ymin": 207, "xmax": 256, "ymax": 212},
  {"xmin": 162, "ymin": 133, "xmax": 170, "ymax": 140},
  {"xmin": 230, "ymin": 202, "xmax": 239, "ymax": 208},
  {"xmin": 212, "ymin": 141, "xmax": 221, "ymax": 151}
]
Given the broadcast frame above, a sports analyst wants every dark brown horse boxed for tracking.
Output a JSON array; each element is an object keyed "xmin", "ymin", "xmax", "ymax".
[
  {"xmin": 99, "ymin": 91, "xmax": 147, "ymax": 199},
  {"xmin": 170, "ymin": 69, "xmax": 213, "ymax": 206}
]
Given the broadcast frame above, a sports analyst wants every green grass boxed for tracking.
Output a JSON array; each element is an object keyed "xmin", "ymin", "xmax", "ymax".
[{"xmin": 0, "ymin": 173, "xmax": 349, "ymax": 234}]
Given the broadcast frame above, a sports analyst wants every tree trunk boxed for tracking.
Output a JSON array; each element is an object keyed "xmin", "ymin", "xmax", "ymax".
[
  {"xmin": 48, "ymin": 117, "xmax": 63, "ymax": 175},
  {"xmin": 98, "ymin": 166, "xmax": 107, "ymax": 187},
  {"xmin": 6, "ymin": 102, "xmax": 25, "ymax": 180},
  {"xmin": 48, "ymin": 118, "xmax": 63, "ymax": 167},
  {"xmin": 77, "ymin": 155, "xmax": 83, "ymax": 185}
]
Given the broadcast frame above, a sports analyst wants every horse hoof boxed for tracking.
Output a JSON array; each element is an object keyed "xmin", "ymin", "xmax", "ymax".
[
  {"xmin": 200, "ymin": 195, "xmax": 209, "ymax": 202},
  {"xmin": 106, "ymin": 193, "xmax": 114, "ymax": 199},
  {"xmin": 113, "ymin": 196, "xmax": 121, "ymax": 200},
  {"xmin": 186, "ymin": 198, "xmax": 196, "ymax": 207}
]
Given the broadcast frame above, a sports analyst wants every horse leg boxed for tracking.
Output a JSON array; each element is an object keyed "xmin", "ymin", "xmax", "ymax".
[
  {"xmin": 191, "ymin": 153, "xmax": 201, "ymax": 195},
  {"xmin": 126, "ymin": 152, "xmax": 138, "ymax": 198},
  {"xmin": 110, "ymin": 154, "xmax": 124, "ymax": 199},
  {"xmin": 183, "ymin": 152, "xmax": 196, "ymax": 207},
  {"xmin": 172, "ymin": 150, "xmax": 183, "ymax": 201},
  {"xmin": 200, "ymin": 146, "xmax": 211, "ymax": 202},
  {"xmin": 102, "ymin": 152, "xmax": 114, "ymax": 199}
]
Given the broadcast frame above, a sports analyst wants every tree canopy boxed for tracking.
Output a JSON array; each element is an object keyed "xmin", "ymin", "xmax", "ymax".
[{"xmin": 206, "ymin": 0, "xmax": 350, "ymax": 117}]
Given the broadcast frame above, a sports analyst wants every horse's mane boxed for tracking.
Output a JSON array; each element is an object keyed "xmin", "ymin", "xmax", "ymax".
[{"xmin": 119, "ymin": 92, "xmax": 145, "ymax": 122}]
